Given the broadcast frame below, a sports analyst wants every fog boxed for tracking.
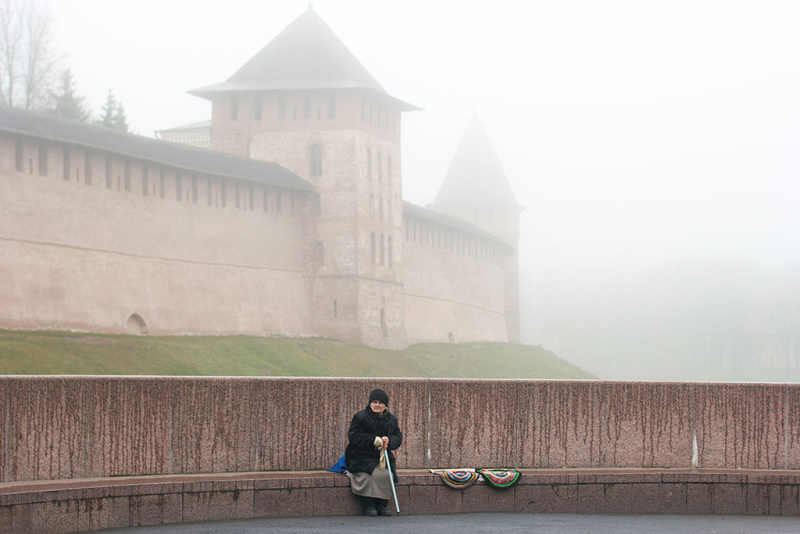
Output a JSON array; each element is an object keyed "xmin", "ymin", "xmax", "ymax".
[{"xmin": 50, "ymin": 0, "xmax": 800, "ymax": 381}]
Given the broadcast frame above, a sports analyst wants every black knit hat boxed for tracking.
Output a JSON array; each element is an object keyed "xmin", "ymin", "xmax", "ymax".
[{"xmin": 368, "ymin": 388, "xmax": 389, "ymax": 406}]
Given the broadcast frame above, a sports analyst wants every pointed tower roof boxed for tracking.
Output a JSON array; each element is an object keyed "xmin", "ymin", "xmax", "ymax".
[
  {"xmin": 190, "ymin": 8, "xmax": 416, "ymax": 110},
  {"xmin": 433, "ymin": 113, "xmax": 518, "ymax": 209}
]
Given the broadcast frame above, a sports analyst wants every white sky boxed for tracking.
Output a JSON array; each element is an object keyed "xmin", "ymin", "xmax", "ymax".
[{"xmin": 49, "ymin": 0, "xmax": 800, "ymax": 271}]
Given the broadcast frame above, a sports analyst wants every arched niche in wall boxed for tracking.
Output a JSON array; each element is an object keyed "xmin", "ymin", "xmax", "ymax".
[{"xmin": 126, "ymin": 313, "xmax": 148, "ymax": 335}]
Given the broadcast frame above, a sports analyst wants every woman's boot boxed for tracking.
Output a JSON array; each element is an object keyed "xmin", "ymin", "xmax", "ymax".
[
  {"xmin": 375, "ymin": 498, "xmax": 391, "ymax": 516},
  {"xmin": 363, "ymin": 497, "xmax": 378, "ymax": 516}
]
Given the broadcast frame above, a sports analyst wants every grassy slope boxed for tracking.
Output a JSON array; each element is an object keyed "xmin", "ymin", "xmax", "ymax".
[{"xmin": 0, "ymin": 330, "xmax": 595, "ymax": 379}]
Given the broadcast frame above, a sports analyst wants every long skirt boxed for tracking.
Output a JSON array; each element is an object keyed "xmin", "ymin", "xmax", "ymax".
[{"xmin": 346, "ymin": 465, "xmax": 393, "ymax": 500}]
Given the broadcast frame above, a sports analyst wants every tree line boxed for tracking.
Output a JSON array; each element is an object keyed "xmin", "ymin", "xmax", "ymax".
[{"xmin": 0, "ymin": 0, "xmax": 128, "ymax": 131}]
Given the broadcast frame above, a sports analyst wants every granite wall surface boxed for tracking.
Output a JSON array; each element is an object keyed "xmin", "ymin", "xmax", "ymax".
[{"xmin": 1, "ymin": 377, "xmax": 798, "ymax": 483}]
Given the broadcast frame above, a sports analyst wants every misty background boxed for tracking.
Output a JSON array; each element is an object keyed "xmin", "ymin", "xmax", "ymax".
[{"xmin": 15, "ymin": 0, "xmax": 800, "ymax": 380}]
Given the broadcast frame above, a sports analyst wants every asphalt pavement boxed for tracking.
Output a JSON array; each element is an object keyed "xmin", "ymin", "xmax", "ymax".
[{"xmin": 99, "ymin": 513, "xmax": 800, "ymax": 533}]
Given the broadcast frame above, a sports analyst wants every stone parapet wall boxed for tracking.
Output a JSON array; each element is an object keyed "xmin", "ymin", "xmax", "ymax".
[{"xmin": 1, "ymin": 377, "xmax": 798, "ymax": 484}]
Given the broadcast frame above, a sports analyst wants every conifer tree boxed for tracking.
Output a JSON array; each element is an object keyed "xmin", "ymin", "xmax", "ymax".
[
  {"xmin": 51, "ymin": 69, "xmax": 88, "ymax": 120},
  {"xmin": 98, "ymin": 89, "xmax": 129, "ymax": 132},
  {"xmin": 112, "ymin": 101, "xmax": 129, "ymax": 133},
  {"xmin": 98, "ymin": 89, "xmax": 117, "ymax": 127}
]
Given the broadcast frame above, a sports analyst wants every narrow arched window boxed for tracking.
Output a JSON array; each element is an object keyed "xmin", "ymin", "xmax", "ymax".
[
  {"xmin": 310, "ymin": 144, "xmax": 322, "ymax": 176},
  {"xmin": 230, "ymin": 96, "xmax": 238, "ymax": 121},
  {"xmin": 314, "ymin": 242, "xmax": 324, "ymax": 265}
]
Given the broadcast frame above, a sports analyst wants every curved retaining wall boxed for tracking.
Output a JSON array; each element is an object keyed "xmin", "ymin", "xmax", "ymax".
[
  {"xmin": 3, "ymin": 468, "xmax": 799, "ymax": 532},
  {"xmin": 1, "ymin": 377, "xmax": 799, "ymax": 483}
]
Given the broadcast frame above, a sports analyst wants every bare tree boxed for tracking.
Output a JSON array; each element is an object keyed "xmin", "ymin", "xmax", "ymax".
[{"xmin": 0, "ymin": 0, "xmax": 59, "ymax": 109}]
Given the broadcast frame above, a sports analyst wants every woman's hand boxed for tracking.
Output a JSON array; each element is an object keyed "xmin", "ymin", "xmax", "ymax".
[{"xmin": 382, "ymin": 436, "xmax": 390, "ymax": 451}]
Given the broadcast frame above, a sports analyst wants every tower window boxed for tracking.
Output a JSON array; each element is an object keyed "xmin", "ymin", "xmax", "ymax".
[
  {"xmin": 84, "ymin": 150, "xmax": 92, "ymax": 185},
  {"xmin": 105, "ymin": 155, "xmax": 112, "ymax": 188},
  {"xmin": 124, "ymin": 159, "xmax": 131, "ymax": 191},
  {"xmin": 328, "ymin": 93, "xmax": 336, "ymax": 118},
  {"xmin": 310, "ymin": 144, "xmax": 322, "ymax": 176},
  {"xmin": 15, "ymin": 137, "xmax": 23, "ymax": 172},
  {"xmin": 230, "ymin": 96, "xmax": 238, "ymax": 121},
  {"xmin": 38, "ymin": 140, "xmax": 47, "ymax": 176},
  {"xmin": 62, "ymin": 146, "xmax": 70, "ymax": 181},
  {"xmin": 314, "ymin": 242, "xmax": 324, "ymax": 265}
]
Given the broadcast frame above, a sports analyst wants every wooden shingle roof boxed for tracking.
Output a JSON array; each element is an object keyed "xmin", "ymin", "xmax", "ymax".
[
  {"xmin": 0, "ymin": 106, "xmax": 314, "ymax": 192},
  {"xmin": 403, "ymin": 201, "xmax": 515, "ymax": 254},
  {"xmin": 433, "ymin": 113, "xmax": 519, "ymax": 209},
  {"xmin": 189, "ymin": 8, "xmax": 417, "ymax": 111}
]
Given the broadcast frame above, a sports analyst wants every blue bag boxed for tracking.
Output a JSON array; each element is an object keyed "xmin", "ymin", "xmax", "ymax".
[{"xmin": 327, "ymin": 454, "xmax": 347, "ymax": 473}]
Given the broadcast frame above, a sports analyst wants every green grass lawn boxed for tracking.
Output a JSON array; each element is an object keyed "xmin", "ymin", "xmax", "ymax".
[{"xmin": 0, "ymin": 329, "xmax": 595, "ymax": 379}]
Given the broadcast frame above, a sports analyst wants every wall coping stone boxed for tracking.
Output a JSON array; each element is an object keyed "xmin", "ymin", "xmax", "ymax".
[{"xmin": 3, "ymin": 468, "xmax": 800, "ymax": 506}]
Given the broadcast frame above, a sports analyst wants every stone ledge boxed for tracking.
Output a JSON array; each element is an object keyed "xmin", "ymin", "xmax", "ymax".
[{"xmin": 1, "ymin": 468, "xmax": 799, "ymax": 533}]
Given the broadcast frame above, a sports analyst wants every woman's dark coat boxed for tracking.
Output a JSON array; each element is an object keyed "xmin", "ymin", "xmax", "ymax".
[{"xmin": 345, "ymin": 406, "xmax": 402, "ymax": 481}]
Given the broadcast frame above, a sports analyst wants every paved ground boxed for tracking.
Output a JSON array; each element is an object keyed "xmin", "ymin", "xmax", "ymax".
[{"xmin": 101, "ymin": 513, "xmax": 800, "ymax": 533}]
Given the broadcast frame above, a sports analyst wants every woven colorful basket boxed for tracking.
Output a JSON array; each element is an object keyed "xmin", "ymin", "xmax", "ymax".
[
  {"xmin": 476, "ymin": 468, "xmax": 522, "ymax": 488},
  {"xmin": 431, "ymin": 469, "xmax": 481, "ymax": 489}
]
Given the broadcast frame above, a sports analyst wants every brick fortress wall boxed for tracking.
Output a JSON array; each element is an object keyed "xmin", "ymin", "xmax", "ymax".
[{"xmin": 0, "ymin": 133, "xmax": 313, "ymax": 336}]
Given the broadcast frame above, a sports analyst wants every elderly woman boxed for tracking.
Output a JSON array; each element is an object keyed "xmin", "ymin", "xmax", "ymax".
[{"xmin": 345, "ymin": 388, "xmax": 403, "ymax": 516}]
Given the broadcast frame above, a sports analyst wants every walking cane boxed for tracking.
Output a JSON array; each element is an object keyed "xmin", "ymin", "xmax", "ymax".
[{"xmin": 384, "ymin": 448, "xmax": 401, "ymax": 515}]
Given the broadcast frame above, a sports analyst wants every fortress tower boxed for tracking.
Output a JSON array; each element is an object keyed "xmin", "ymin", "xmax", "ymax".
[
  {"xmin": 189, "ymin": 8, "xmax": 417, "ymax": 348},
  {"xmin": 0, "ymin": 8, "xmax": 519, "ymax": 347},
  {"xmin": 429, "ymin": 113, "xmax": 523, "ymax": 342}
]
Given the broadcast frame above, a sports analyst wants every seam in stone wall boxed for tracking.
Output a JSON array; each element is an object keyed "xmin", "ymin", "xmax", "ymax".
[{"xmin": 0, "ymin": 236, "xmax": 302, "ymax": 274}]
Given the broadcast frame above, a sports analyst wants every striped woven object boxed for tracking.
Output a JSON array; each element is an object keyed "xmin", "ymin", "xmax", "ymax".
[
  {"xmin": 476, "ymin": 468, "xmax": 522, "ymax": 488},
  {"xmin": 430, "ymin": 469, "xmax": 481, "ymax": 489}
]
